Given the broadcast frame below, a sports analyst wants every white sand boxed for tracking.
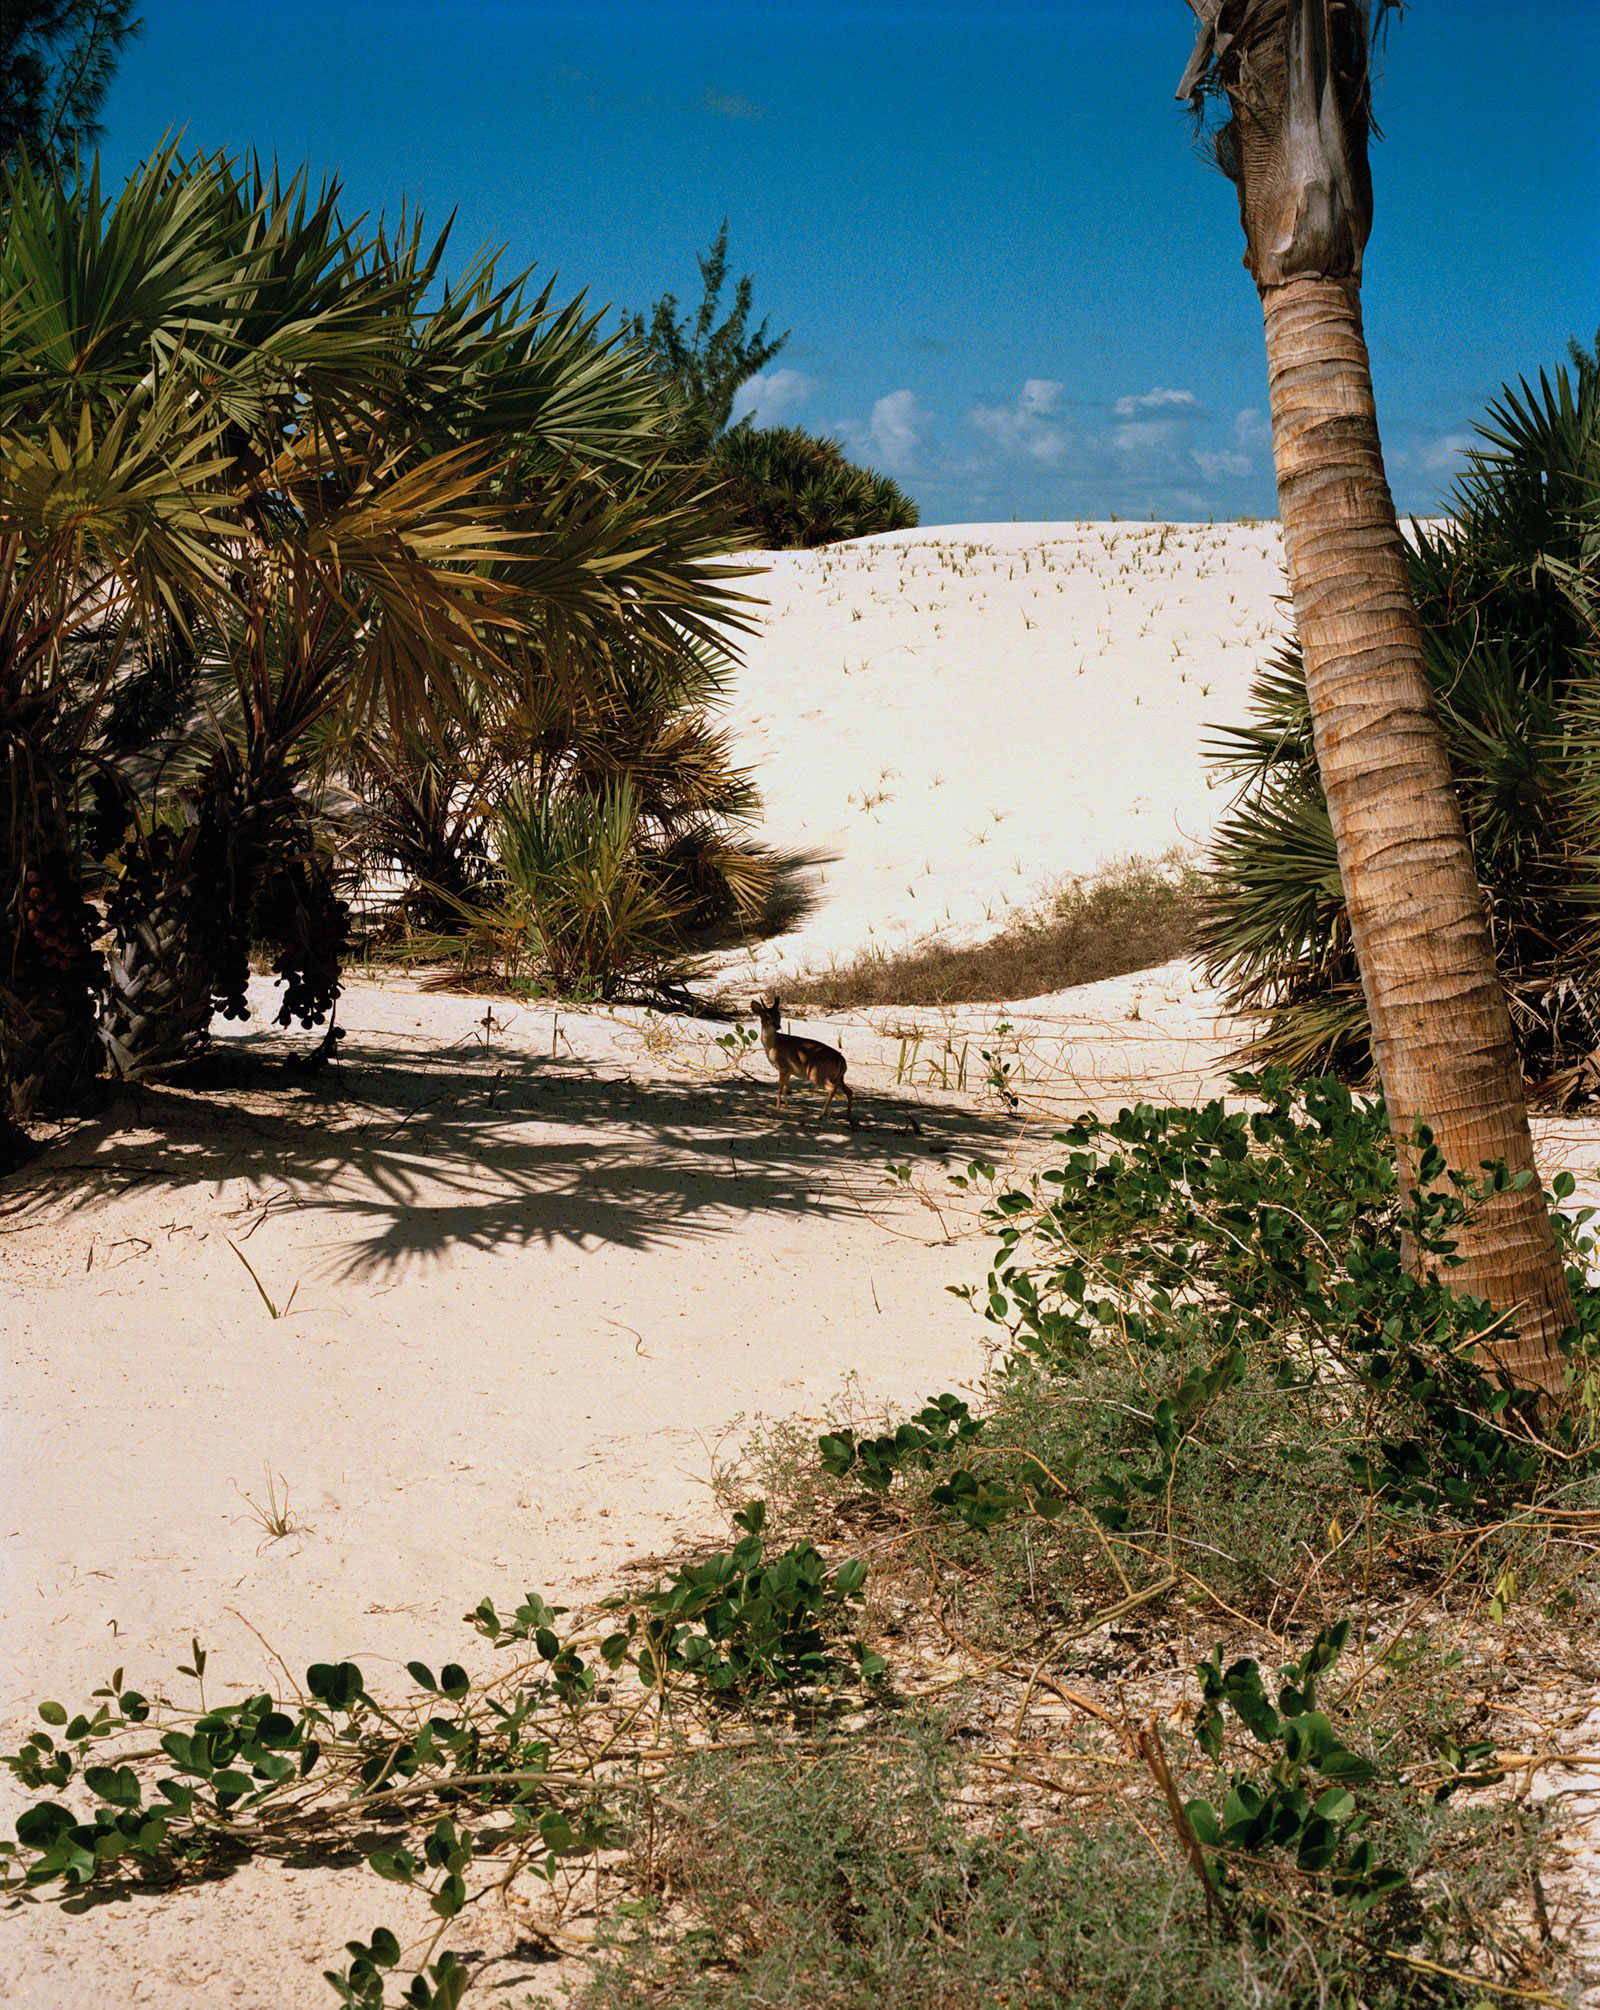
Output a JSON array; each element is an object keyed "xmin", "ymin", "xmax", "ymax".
[
  {"xmin": 4, "ymin": 523, "xmax": 1597, "ymax": 2006},
  {"xmin": 723, "ymin": 520, "xmax": 1286, "ymax": 980}
]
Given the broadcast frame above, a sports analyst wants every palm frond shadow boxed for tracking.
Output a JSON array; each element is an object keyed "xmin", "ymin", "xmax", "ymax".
[{"xmin": 8, "ymin": 1032, "xmax": 1000, "ymax": 1278}]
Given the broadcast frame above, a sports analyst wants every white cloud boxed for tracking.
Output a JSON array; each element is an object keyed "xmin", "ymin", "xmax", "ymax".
[
  {"xmin": 1187, "ymin": 407, "xmax": 1272, "ymax": 482},
  {"xmin": 1107, "ymin": 387, "xmax": 1203, "ymax": 461},
  {"xmin": 1190, "ymin": 447, "xmax": 1253, "ymax": 478},
  {"xmin": 1113, "ymin": 385, "xmax": 1199, "ymax": 418},
  {"xmin": 967, "ymin": 378, "xmax": 1067, "ymax": 463},
  {"xmin": 700, "ymin": 87, "xmax": 764, "ymax": 120},
  {"xmin": 1232, "ymin": 406, "xmax": 1272, "ymax": 454},
  {"xmin": 732, "ymin": 367, "xmax": 815, "ymax": 427},
  {"xmin": 1113, "ymin": 418, "xmax": 1178, "ymax": 455},
  {"xmin": 867, "ymin": 388, "xmax": 931, "ymax": 469},
  {"xmin": 1421, "ymin": 430, "xmax": 1475, "ymax": 474}
]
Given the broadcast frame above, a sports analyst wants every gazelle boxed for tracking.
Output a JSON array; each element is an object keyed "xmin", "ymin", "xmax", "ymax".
[{"xmin": 750, "ymin": 997, "xmax": 853, "ymax": 1125}]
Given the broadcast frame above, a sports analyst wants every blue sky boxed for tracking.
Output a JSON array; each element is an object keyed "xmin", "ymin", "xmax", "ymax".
[{"xmin": 102, "ymin": 0, "xmax": 1598, "ymax": 523}]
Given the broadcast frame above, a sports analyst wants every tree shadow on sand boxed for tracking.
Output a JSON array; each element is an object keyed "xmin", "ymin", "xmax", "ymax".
[{"xmin": 5, "ymin": 1025, "xmax": 1014, "ymax": 1279}]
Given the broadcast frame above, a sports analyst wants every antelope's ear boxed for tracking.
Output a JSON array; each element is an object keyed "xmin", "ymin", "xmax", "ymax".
[
  {"xmin": 750, "ymin": 998, "xmax": 760, "ymax": 1015},
  {"xmin": 772, "ymin": 995, "xmax": 782, "ymax": 1014}
]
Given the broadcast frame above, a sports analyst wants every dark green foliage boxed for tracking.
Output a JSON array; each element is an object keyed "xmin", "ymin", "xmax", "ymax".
[
  {"xmin": 964, "ymin": 1072, "xmax": 1591, "ymax": 1523},
  {"xmin": 0, "ymin": 0, "xmax": 141, "ymax": 173},
  {"xmin": 631, "ymin": 1500, "xmax": 886, "ymax": 1694},
  {"xmin": 1201, "ymin": 346, "xmax": 1600, "ymax": 1085},
  {"xmin": 797, "ymin": 1076, "xmax": 1598, "ymax": 1661},
  {"xmin": 819, "ymin": 1393, "xmax": 984, "ymax": 1491},
  {"xmin": 712, "ymin": 423, "xmax": 918, "ymax": 548},
  {"xmin": 370, "ymin": 640, "xmax": 774, "ymax": 1000},
  {"xmin": 623, "ymin": 219, "xmax": 789, "ymax": 446},
  {"xmin": 345, "ymin": 709, "xmax": 503, "ymax": 940},
  {"xmin": 1185, "ymin": 1620, "xmax": 1411, "ymax": 1933},
  {"xmin": 1, "ymin": 143, "xmax": 759, "ymax": 1104},
  {"xmin": 622, "ymin": 225, "xmax": 918, "ymax": 546}
]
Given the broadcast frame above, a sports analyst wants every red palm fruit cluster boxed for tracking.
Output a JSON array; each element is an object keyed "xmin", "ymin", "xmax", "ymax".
[{"xmin": 21, "ymin": 854, "xmax": 94, "ymax": 974}]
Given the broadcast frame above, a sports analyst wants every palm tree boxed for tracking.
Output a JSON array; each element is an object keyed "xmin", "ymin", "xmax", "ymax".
[
  {"xmin": 1201, "ymin": 352, "xmax": 1600, "ymax": 1086},
  {"xmin": 1177, "ymin": 0, "xmax": 1574, "ymax": 1398},
  {"xmin": 0, "ymin": 143, "xmax": 758, "ymax": 1109}
]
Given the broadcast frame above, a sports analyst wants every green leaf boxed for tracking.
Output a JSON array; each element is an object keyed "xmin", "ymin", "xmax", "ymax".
[
  {"xmin": 83, "ymin": 1766, "xmax": 141, "ymax": 1809},
  {"xmin": 16, "ymin": 1803, "xmax": 75, "ymax": 1849},
  {"xmin": 37, "ymin": 1703, "xmax": 67, "ymax": 1727},
  {"xmin": 369, "ymin": 1926, "xmax": 401, "ymax": 1966},
  {"xmin": 306, "ymin": 1662, "xmax": 364, "ymax": 1713},
  {"xmin": 431, "ymin": 1871, "xmax": 466, "ymax": 1919},
  {"xmin": 1317, "ymin": 1750, "xmax": 1377, "ymax": 1784},
  {"xmin": 1313, "ymin": 1786, "xmax": 1357, "ymax": 1824}
]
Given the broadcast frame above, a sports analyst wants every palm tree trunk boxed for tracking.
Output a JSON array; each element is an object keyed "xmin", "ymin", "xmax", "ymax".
[
  {"xmin": 1258, "ymin": 273, "xmax": 1572, "ymax": 1394},
  {"xmin": 1179, "ymin": 0, "xmax": 1576, "ymax": 1401},
  {"xmin": 0, "ymin": 725, "xmax": 103, "ymax": 1125}
]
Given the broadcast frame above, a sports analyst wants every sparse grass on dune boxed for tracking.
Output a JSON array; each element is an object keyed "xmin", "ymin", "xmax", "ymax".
[{"xmin": 783, "ymin": 851, "xmax": 1205, "ymax": 1010}]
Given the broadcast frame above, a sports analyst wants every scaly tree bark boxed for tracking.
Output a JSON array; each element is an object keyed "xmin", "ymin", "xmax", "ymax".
[{"xmin": 1178, "ymin": 0, "xmax": 1574, "ymax": 1398}]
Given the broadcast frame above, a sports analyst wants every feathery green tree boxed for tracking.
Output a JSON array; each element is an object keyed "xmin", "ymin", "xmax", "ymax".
[
  {"xmin": 0, "ymin": 0, "xmax": 142, "ymax": 173},
  {"xmin": 623, "ymin": 218, "xmax": 789, "ymax": 447}
]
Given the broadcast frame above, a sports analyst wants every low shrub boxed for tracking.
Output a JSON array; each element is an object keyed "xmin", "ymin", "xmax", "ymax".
[
  {"xmin": 712, "ymin": 423, "xmax": 918, "ymax": 548},
  {"xmin": 785, "ymin": 851, "xmax": 1205, "ymax": 1010}
]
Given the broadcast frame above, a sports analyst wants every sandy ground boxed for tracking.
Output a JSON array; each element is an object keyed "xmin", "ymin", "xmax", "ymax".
[{"xmin": 4, "ymin": 523, "xmax": 1598, "ymax": 2006}]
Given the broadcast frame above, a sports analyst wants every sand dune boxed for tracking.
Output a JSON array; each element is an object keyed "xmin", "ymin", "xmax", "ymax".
[{"xmin": 723, "ymin": 520, "xmax": 1287, "ymax": 980}]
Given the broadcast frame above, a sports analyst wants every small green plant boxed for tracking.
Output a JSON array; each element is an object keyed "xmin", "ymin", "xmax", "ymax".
[
  {"xmin": 979, "ymin": 1020, "xmax": 1020, "ymax": 1112},
  {"xmin": 1180, "ymin": 1621, "xmax": 1402, "ymax": 1921},
  {"xmin": 632, "ymin": 1502, "xmax": 885, "ymax": 1694},
  {"xmin": 228, "ymin": 1241, "xmax": 298, "ymax": 1320},
  {"xmin": 819, "ymin": 1394, "xmax": 984, "ymax": 1491},
  {"xmin": 324, "ymin": 1932, "xmax": 469, "ymax": 2010}
]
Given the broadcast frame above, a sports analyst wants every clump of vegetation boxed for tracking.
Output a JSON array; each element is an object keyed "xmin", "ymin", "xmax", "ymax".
[
  {"xmin": 785, "ymin": 850, "xmax": 1204, "ymax": 1009},
  {"xmin": 349, "ymin": 635, "xmax": 773, "ymax": 1001},
  {"xmin": 0, "ymin": 141, "xmax": 766, "ymax": 1141},
  {"xmin": 626, "ymin": 221, "xmax": 917, "ymax": 548},
  {"xmin": 712, "ymin": 422, "xmax": 918, "ymax": 548},
  {"xmin": 0, "ymin": 0, "xmax": 142, "ymax": 172},
  {"xmin": 1201, "ymin": 338, "xmax": 1600, "ymax": 1091},
  {"xmin": 7, "ymin": 1077, "xmax": 1594, "ymax": 2004}
]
